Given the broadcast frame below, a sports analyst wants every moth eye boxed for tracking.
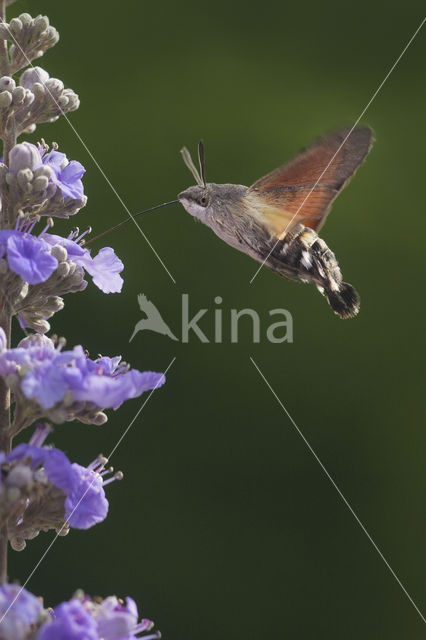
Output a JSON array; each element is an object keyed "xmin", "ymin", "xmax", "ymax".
[{"xmin": 200, "ymin": 196, "xmax": 208, "ymax": 206}]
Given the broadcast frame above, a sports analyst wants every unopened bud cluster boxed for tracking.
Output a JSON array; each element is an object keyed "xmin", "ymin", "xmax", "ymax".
[
  {"xmin": 0, "ymin": 13, "xmax": 59, "ymax": 74},
  {"xmin": 0, "ymin": 67, "xmax": 79, "ymax": 139},
  {"xmin": 0, "ymin": 456, "xmax": 68, "ymax": 551}
]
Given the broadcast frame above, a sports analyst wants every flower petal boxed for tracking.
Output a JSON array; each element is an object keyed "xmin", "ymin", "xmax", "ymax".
[
  {"xmin": 6, "ymin": 234, "xmax": 58, "ymax": 284},
  {"xmin": 42, "ymin": 150, "xmax": 67, "ymax": 174},
  {"xmin": 38, "ymin": 599, "xmax": 98, "ymax": 640},
  {"xmin": 61, "ymin": 160, "xmax": 85, "ymax": 184},
  {"xmin": 64, "ymin": 464, "xmax": 109, "ymax": 529},
  {"xmin": 82, "ymin": 247, "xmax": 124, "ymax": 293}
]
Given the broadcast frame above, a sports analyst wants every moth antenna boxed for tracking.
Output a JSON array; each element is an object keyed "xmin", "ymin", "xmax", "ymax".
[
  {"xmin": 180, "ymin": 146, "xmax": 203, "ymax": 186},
  {"xmin": 198, "ymin": 140, "xmax": 206, "ymax": 187}
]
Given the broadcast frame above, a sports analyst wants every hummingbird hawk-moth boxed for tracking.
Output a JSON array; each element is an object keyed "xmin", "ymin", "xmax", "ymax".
[{"xmin": 178, "ymin": 127, "xmax": 373, "ymax": 319}]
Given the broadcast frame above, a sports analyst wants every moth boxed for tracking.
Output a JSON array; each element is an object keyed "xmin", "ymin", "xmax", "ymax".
[{"xmin": 178, "ymin": 127, "xmax": 373, "ymax": 318}]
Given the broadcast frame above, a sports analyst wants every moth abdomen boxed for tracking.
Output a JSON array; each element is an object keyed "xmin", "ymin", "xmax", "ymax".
[{"xmin": 273, "ymin": 224, "xmax": 360, "ymax": 318}]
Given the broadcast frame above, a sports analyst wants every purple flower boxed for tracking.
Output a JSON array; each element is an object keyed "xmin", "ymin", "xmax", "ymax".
[
  {"xmin": 7, "ymin": 439, "xmax": 113, "ymax": 530},
  {"xmin": 97, "ymin": 596, "xmax": 157, "ymax": 640},
  {"xmin": 97, "ymin": 597, "xmax": 139, "ymax": 640},
  {"xmin": 61, "ymin": 462, "xmax": 109, "ymax": 529},
  {"xmin": 38, "ymin": 599, "xmax": 98, "ymax": 640},
  {"xmin": 67, "ymin": 360, "xmax": 165, "ymax": 410},
  {"xmin": 0, "ymin": 221, "xmax": 124, "ymax": 293},
  {"xmin": 0, "ymin": 330, "xmax": 166, "ymax": 415},
  {"xmin": 42, "ymin": 150, "xmax": 85, "ymax": 199},
  {"xmin": 80, "ymin": 247, "xmax": 124, "ymax": 294},
  {"xmin": 8, "ymin": 142, "xmax": 85, "ymax": 200},
  {"xmin": 42, "ymin": 232, "xmax": 124, "ymax": 294},
  {"xmin": 37, "ymin": 594, "xmax": 159, "ymax": 640},
  {"xmin": 5, "ymin": 231, "xmax": 58, "ymax": 284},
  {"xmin": 0, "ymin": 583, "xmax": 43, "ymax": 640}
]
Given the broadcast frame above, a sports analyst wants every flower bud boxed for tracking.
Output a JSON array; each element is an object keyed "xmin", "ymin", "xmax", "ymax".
[
  {"xmin": 0, "ymin": 76, "xmax": 15, "ymax": 92},
  {"xmin": 33, "ymin": 15, "xmax": 50, "ymax": 34},
  {"xmin": 32, "ymin": 175, "xmax": 49, "ymax": 192},
  {"xmin": 20, "ymin": 66, "xmax": 49, "ymax": 90},
  {"xmin": 50, "ymin": 244, "xmax": 67, "ymax": 262},
  {"xmin": 23, "ymin": 124, "xmax": 37, "ymax": 134},
  {"xmin": 43, "ymin": 297, "xmax": 64, "ymax": 314},
  {"xmin": 15, "ymin": 282, "xmax": 29, "ymax": 304},
  {"xmin": 57, "ymin": 525, "xmax": 69, "ymax": 537},
  {"xmin": 10, "ymin": 537, "xmax": 26, "ymax": 551},
  {"xmin": 18, "ymin": 333, "xmax": 53, "ymax": 349},
  {"xmin": 69, "ymin": 271, "xmax": 85, "ymax": 287},
  {"xmin": 65, "ymin": 90, "xmax": 79, "ymax": 111},
  {"xmin": 17, "ymin": 168, "xmax": 33, "ymax": 187},
  {"xmin": 45, "ymin": 78, "xmax": 64, "ymax": 97},
  {"xmin": 33, "ymin": 468, "xmax": 48, "ymax": 484},
  {"xmin": 56, "ymin": 261, "xmax": 70, "ymax": 278},
  {"xmin": 31, "ymin": 319, "xmax": 50, "ymax": 333},
  {"xmin": 22, "ymin": 90, "xmax": 35, "ymax": 107},
  {"xmin": 9, "ymin": 142, "xmax": 42, "ymax": 174},
  {"xmin": 32, "ymin": 82, "xmax": 46, "ymax": 99},
  {"xmin": 9, "ymin": 18, "xmax": 23, "ymax": 35},
  {"xmin": 0, "ymin": 91, "xmax": 12, "ymax": 108},
  {"xmin": 46, "ymin": 26, "xmax": 60, "ymax": 45},
  {"xmin": 57, "ymin": 94, "xmax": 69, "ymax": 109},
  {"xmin": 91, "ymin": 412, "xmax": 108, "ymax": 426},
  {"xmin": 34, "ymin": 165, "xmax": 54, "ymax": 179},
  {"xmin": 19, "ymin": 13, "xmax": 33, "ymax": 25},
  {"xmin": 12, "ymin": 86, "xmax": 25, "ymax": 104},
  {"xmin": 6, "ymin": 465, "xmax": 33, "ymax": 488}
]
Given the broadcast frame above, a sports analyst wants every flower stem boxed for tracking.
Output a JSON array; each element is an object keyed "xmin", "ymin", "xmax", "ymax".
[
  {"xmin": 0, "ymin": 1, "xmax": 8, "ymax": 78},
  {"xmin": 0, "ymin": 0, "xmax": 11, "ymax": 584},
  {"xmin": 0, "ymin": 302, "xmax": 11, "ymax": 583},
  {"xmin": 0, "ymin": 304, "xmax": 11, "ymax": 450}
]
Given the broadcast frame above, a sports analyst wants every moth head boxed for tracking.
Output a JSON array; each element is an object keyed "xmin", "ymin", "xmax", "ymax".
[
  {"xmin": 178, "ymin": 141, "xmax": 212, "ymax": 218},
  {"xmin": 178, "ymin": 184, "xmax": 213, "ymax": 219}
]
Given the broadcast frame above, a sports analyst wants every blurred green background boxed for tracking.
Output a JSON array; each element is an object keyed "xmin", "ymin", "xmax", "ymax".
[{"xmin": 7, "ymin": 0, "xmax": 426, "ymax": 638}]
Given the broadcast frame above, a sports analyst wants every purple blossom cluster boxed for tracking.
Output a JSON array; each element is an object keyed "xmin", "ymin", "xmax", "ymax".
[
  {"xmin": 0, "ymin": 4, "xmax": 165, "ymax": 639},
  {"xmin": 8, "ymin": 141, "xmax": 85, "ymax": 201},
  {"xmin": 0, "ymin": 331, "xmax": 165, "ymax": 427},
  {"xmin": 0, "ymin": 585, "xmax": 160, "ymax": 640},
  {"xmin": 2, "ymin": 424, "xmax": 113, "ymax": 535},
  {"xmin": 0, "ymin": 179, "xmax": 123, "ymax": 291}
]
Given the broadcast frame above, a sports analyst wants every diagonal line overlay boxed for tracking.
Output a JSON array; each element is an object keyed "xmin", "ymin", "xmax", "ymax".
[
  {"xmin": 250, "ymin": 356, "xmax": 425, "ymax": 624},
  {"xmin": 249, "ymin": 16, "xmax": 426, "ymax": 284},
  {"xmin": 0, "ymin": 19, "xmax": 176, "ymax": 283},
  {"xmin": 0, "ymin": 356, "xmax": 176, "ymax": 624}
]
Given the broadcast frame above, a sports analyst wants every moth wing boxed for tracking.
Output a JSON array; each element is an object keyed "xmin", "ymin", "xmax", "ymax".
[{"xmin": 249, "ymin": 127, "xmax": 373, "ymax": 234}]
